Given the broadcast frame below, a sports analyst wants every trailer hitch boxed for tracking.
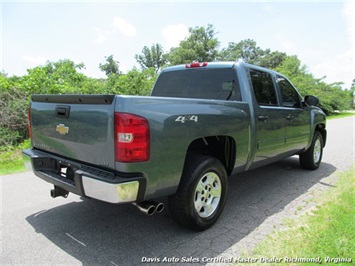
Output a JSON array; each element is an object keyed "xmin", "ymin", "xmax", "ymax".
[{"xmin": 50, "ymin": 186, "xmax": 69, "ymax": 198}]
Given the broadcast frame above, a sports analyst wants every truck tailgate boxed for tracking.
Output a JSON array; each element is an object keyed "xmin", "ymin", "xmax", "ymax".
[{"xmin": 30, "ymin": 95, "xmax": 116, "ymax": 170}]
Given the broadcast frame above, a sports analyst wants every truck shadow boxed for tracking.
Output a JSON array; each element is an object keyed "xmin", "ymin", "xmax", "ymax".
[{"xmin": 26, "ymin": 157, "xmax": 336, "ymax": 265}]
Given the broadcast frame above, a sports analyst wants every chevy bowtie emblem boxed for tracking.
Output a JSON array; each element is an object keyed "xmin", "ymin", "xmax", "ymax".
[{"xmin": 56, "ymin": 124, "xmax": 69, "ymax": 135}]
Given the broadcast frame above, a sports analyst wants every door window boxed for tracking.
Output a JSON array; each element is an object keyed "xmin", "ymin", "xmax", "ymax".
[
  {"xmin": 249, "ymin": 69, "xmax": 278, "ymax": 106},
  {"xmin": 277, "ymin": 76, "xmax": 301, "ymax": 108}
]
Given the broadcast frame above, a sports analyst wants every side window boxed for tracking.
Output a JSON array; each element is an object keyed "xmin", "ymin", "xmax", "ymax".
[
  {"xmin": 277, "ymin": 76, "xmax": 301, "ymax": 108},
  {"xmin": 249, "ymin": 69, "xmax": 278, "ymax": 106},
  {"xmin": 194, "ymin": 70, "xmax": 241, "ymax": 101}
]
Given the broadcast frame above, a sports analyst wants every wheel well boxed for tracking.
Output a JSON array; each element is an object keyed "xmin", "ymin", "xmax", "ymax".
[
  {"xmin": 185, "ymin": 136, "xmax": 236, "ymax": 175},
  {"xmin": 316, "ymin": 123, "xmax": 326, "ymax": 147}
]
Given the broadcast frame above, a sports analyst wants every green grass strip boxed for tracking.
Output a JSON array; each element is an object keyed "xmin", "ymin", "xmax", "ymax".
[
  {"xmin": 327, "ymin": 112, "xmax": 355, "ymax": 120},
  {"xmin": 0, "ymin": 140, "xmax": 30, "ymax": 175},
  {"xmin": 239, "ymin": 167, "xmax": 354, "ymax": 265}
]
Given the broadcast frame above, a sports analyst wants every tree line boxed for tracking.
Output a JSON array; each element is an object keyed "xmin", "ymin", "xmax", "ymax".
[{"xmin": 0, "ymin": 24, "xmax": 354, "ymax": 149}]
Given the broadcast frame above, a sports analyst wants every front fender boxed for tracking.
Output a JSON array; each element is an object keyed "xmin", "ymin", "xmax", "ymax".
[{"xmin": 309, "ymin": 106, "xmax": 327, "ymax": 148}]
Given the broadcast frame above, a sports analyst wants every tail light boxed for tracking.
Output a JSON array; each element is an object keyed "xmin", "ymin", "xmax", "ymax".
[
  {"xmin": 28, "ymin": 107, "xmax": 32, "ymax": 139},
  {"xmin": 114, "ymin": 112, "xmax": 150, "ymax": 162},
  {"xmin": 185, "ymin": 62, "xmax": 208, "ymax": 68}
]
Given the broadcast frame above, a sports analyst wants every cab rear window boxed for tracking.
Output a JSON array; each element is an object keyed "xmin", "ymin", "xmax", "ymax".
[{"xmin": 152, "ymin": 68, "xmax": 241, "ymax": 101}]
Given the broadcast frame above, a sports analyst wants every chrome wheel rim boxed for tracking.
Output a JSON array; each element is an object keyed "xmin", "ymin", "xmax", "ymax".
[
  {"xmin": 194, "ymin": 172, "xmax": 221, "ymax": 218},
  {"xmin": 313, "ymin": 137, "xmax": 322, "ymax": 163}
]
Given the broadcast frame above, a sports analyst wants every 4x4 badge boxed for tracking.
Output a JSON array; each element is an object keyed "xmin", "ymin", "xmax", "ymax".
[{"xmin": 56, "ymin": 124, "xmax": 69, "ymax": 135}]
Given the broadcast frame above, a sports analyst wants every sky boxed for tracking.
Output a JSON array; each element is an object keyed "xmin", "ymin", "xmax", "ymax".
[{"xmin": 1, "ymin": 0, "xmax": 354, "ymax": 88}]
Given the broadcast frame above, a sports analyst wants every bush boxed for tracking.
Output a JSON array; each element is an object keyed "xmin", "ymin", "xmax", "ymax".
[{"xmin": 0, "ymin": 88, "xmax": 29, "ymax": 147}]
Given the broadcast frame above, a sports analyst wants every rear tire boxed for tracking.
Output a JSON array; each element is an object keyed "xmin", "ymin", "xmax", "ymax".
[
  {"xmin": 168, "ymin": 155, "xmax": 228, "ymax": 231},
  {"xmin": 299, "ymin": 131, "xmax": 323, "ymax": 170}
]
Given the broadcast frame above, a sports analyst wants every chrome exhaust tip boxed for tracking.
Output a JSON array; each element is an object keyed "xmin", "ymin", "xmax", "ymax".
[
  {"xmin": 134, "ymin": 202, "xmax": 156, "ymax": 216},
  {"xmin": 152, "ymin": 201, "xmax": 165, "ymax": 213}
]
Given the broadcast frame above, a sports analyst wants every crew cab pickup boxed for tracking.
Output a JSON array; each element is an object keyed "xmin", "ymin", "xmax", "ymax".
[{"xmin": 23, "ymin": 61, "xmax": 326, "ymax": 230}]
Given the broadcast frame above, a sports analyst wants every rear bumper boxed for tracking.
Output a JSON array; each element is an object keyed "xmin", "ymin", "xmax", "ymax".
[{"xmin": 22, "ymin": 148, "xmax": 146, "ymax": 204}]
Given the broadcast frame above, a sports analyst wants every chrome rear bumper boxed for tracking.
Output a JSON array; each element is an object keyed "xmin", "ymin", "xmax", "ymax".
[{"xmin": 23, "ymin": 148, "xmax": 144, "ymax": 204}]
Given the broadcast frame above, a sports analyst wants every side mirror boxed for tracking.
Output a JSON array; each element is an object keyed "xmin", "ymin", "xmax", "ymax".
[{"xmin": 304, "ymin": 95, "xmax": 319, "ymax": 106}]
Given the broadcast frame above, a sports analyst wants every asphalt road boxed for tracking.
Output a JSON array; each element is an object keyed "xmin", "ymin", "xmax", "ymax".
[{"xmin": 1, "ymin": 116, "xmax": 354, "ymax": 265}]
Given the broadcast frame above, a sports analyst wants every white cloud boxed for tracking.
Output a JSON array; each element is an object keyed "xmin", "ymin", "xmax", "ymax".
[
  {"xmin": 312, "ymin": 49, "xmax": 353, "ymax": 87},
  {"xmin": 261, "ymin": 3, "xmax": 278, "ymax": 15},
  {"xmin": 161, "ymin": 24, "xmax": 189, "ymax": 50},
  {"xmin": 279, "ymin": 40, "xmax": 298, "ymax": 55},
  {"xmin": 23, "ymin": 56, "xmax": 47, "ymax": 69},
  {"xmin": 271, "ymin": 32, "xmax": 299, "ymax": 56},
  {"xmin": 113, "ymin": 17, "xmax": 136, "ymax": 37},
  {"xmin": 93, "ymin": 27, "xmax": 108, "ymax": 43},
  {"xmin": 312, "ymin": 1, "xmax": 355, "ymax": 87},
  {"xmin": 119, "ymin": 62, "xmax": 130, "ymax": 74}
]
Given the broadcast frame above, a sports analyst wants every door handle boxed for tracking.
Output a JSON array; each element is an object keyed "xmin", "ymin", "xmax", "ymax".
[
  {"xmin": 286, "ymin": 115, "xmax": 294, "ymax": 121},
  {"xmin": 258, "ymin": 115, "xmax": 269, "ymax": 122},
  {"xmin": 55, "ymin": 105, "xmax": 70, "ymax": 119}
]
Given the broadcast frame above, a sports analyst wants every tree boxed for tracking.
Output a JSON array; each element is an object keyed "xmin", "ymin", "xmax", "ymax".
[
  {"xmin": 18, "ymin": 59, "xmax": 87, "ymax": 94},
  {"xmin": 259, "ymin": 51, "xmax": 287, "ymax": 69},
  {"xmin": 276, "ymin": 55, "xmax": 351, "ymax": 114},
  {"xmin": 106, "ymin": 68, "xmax": 157, "ymax": 96},
  {"xmin": 350, "ymin": 79, "xmax": 355, "ymax": 108},
  {"xmin": 167, "ymin": 24, "xmax": 219, "ymax": 65},
  {"xmin": 0, "ymin": 72, "xmax": 13, "ymax": 92},
  {"xmin": 350, "ymin": 79, "xmax": 355, "ymax": 90},
  {"xmin": 219, "ymin": 39, "xmax": 286, "ymax": 69},
  {"xmin": 99, "ymin": 55, "xmax": 121, "ymax": 76},
  {"xmin": 135, "ymin": 43, "xmax": 167, "ymax": 73},
  {"xmin": 275, "ymin": 55, "xmax": 308, "ymax": 78},
  {"xmin": 220, "ymin": 39, "xmax": 263, "ymax": 62}
]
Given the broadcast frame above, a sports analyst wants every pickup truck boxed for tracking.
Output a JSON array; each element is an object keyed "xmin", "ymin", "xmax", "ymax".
[{"xmin": 23, "ymin": 61, "xmax": 326, "ymax": 231}]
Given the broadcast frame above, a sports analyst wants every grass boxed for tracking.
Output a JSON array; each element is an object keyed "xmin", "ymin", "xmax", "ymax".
[
  {"xmin": 0, "ymin": 140, "xmax": 30, "ymax": 175},
  {"xmin": 239, "ymin": 167, "xmax": 355, "ymax": 265},
  {"xmin": 327, "ymin": 111, "xmax": 355, "ymax": 120}
]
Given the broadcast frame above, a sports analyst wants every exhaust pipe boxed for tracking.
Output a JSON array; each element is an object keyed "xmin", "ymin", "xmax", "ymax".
[
  {"xmin": 50, "ymin": 186, "xmax": 69, "ymax": 198},
  {"xmin": 134, "ymin": 201, "xmax": 165, "ymax": 215},
  {"xmin": 152, "ymin": 201, "xmax": 165, "ymax": 213},
  {"xmin": 134, "ymin": 202, "xmax": 156, "ymax": 216}
]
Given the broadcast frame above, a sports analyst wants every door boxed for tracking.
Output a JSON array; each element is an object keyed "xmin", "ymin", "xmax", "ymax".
[
  {"xmin": 249, "ymin": 68, "xmax": 286, "ymax": 165},
  {"xmin": 276, "ymin": 75, "xmax": 310, "ymax": 152}
]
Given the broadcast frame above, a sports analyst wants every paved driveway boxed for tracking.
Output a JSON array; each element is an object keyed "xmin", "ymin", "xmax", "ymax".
[{"xmin": 1, "ymin": 116, "xmax": 353, "ymax": 265}]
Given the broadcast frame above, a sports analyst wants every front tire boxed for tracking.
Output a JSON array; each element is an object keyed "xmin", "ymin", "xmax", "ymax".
[
  {"xmin": 299, "ymin": 131, "xmax": 324, "ymax": 170},
  {"xmin": 168, "ymin": 155, "xmax": 228, "ymax": 231}
]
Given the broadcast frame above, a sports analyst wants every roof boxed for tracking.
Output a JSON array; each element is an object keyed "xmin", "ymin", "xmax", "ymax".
[
  {"xmin": 160, "ymin": 61, "xmax": 237, "ymax": 73},
  {"xmin": 160, "ymin": 61, "xmax": 282, "ymax": 77}
]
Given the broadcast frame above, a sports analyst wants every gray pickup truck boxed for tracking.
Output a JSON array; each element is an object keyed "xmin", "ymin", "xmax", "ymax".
[{"xmin": 23, "ymin": 61, "xmax": 326, "ymax": 230}]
